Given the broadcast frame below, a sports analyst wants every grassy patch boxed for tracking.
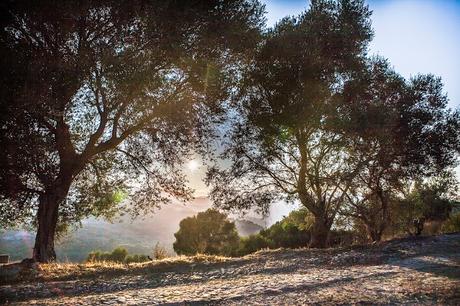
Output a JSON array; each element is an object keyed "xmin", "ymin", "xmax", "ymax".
[{"xmin": 1, "ymin": 254, "xmax": 232, "ymax": 284}]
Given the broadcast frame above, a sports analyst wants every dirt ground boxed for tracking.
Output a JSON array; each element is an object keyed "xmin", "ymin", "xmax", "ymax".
[{"xmin": 1, "ymin": 233, "xmax": 459, "ymax": 305}]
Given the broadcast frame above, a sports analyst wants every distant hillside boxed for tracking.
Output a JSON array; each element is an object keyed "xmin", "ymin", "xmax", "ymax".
[
  {"xmin": 234, "ymin": 220, "xmax": 264, "ymax": 237},
  {"xmin": 0, "ymin": 197, "xmax": 264, "ymax": 262}
]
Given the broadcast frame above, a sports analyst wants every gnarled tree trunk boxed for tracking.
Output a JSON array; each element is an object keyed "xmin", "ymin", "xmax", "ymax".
[
  {"xmin": 309, "ymin": 214, "xmax": 331, "ymax": 248},
  {"xmin": 33, "ymin": 178, "xmax": 72, "ymax": 262}
]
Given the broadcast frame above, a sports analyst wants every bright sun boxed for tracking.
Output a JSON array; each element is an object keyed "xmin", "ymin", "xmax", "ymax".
[{"xmin": 187, "ymin": 160, "xmax": 200, "ymax": 172}]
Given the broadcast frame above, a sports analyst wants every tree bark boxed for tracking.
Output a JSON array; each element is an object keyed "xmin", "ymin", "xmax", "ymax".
[
  {"xmin": 309, "ymin": 215, "xmax": 331, "ymax": 248},
  {"xmin": 364, "ymin": 222, "xmax": 382, "ymax": 242},
  {"xmin": 32, "ymin": 179, "xmax": 71, "ymax": 263}
]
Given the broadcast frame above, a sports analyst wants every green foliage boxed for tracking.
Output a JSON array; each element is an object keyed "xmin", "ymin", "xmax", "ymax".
[
  {"xmin": 442, "ymin": 212, "xmax": 460, "ymax": 233},
  {"xmin": 238, "ymin": 235, "xmax": 271, "ymax": 255},
  {"xmin": 0, "ymin": 0, "xmax": 265, "ymax": 262},
  {"xmin": 125, "ymin": 254, "xmax": 150, "ymax": 264},
  {"xmin": 110, "ymin": 247, "xmax": 129, "ymax": 263},
  {"xmin": 86, "ymin": 246, "xmax": 149, "ymax": 264},
  {"xmin": 173, "ymin": 209, "xmax": 240, "ymax": 256},
  {"xmin": 237, "ymin": 208, "xmax": 356, "ymax": 256},
  {"xmin": 237, "ymin": 209, "xmax": 312, "ymax": 255},
  {"xmin": 392, "ymin": 176, "xmax": 457, "ymax": 236}
]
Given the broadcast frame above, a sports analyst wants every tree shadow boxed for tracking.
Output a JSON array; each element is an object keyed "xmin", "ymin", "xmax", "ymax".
[
  {"xmin": 158, "ymin": 271, "xmax": 399, "ymax": 305},
  {"xmin": 389, "ymin": 255, "xmax": 460, "ymax": 280}
]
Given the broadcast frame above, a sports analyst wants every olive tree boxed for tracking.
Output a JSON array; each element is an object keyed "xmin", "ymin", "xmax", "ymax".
[
  {"xmin": 342, "ymin": 58, "xmax": 460, "ymax": 242},
  {"xmin": 0, "ymin": 0, "xmax": 264, "ymax": 262},
  {"xmin": 207, "ymin": 0, "xmax": 373, "ymax": 248},
  {"xmin": 173, "ymin": 209, "xmax": 240, "ymax": 256}
]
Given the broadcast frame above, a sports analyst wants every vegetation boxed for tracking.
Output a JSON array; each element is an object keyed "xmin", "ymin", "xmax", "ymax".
[
  {"xmin": 86, "ymin": 246, "xmax": 150, "ymax": 264},
  {"xmin": 207, "ymin": 0, "xmax": 460, "ymax": 248},
  {"xmin": 0, "ymin": 0, "xmax": 459, "ymax": 262},
  {"xmin": 0, "ymin": 0, "xmax": 264, "ymax": 262},
  {"xmin": 237, "ymin": 209, "xmax": 358, "ymax": 255},
  {"xmin": 442, "ymin": 212, "xmax": 460, "ymax": 233},
  {"xmin": 1, "ymin": 253, "xmax": 232, "ymax": 284},
  {"xmin": 173, "ymin": 209, "xmax": 240, "ymax": 256},
  {"xmin": 391, "ymin": 174, "xmax": 458, "ymax": 236},
  {"xmin": 152, "ymin": 243, "xmax": 169, "ymax": 260}
]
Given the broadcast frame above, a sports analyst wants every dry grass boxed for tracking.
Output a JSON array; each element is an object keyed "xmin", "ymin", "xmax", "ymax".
[{"xmin": 23, "ymin": 254, "xmax": 233, "ymax": 283}]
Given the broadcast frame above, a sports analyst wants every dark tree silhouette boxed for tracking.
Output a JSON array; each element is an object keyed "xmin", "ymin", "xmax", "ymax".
[
  {"xmin": 342, "ymin": 58, "xmax": 460, "ymax": 242},
  {"xmin": 173, "ymin": 209, "xmax": 239, "ymax": 256},
  {"xmin": 0, "ymin": 0, "xmax": 264, "ymax": 262},
  {"xmin": 207, "ymin": 0, "xmax": 460, "ymax": 248},
  {"xmin": 393, "ymin": 172, "xmax": 458, "ymax": 237},
  {"xmin": 207, "ymin": 0, "xmax": 374, "ymax": 248}
]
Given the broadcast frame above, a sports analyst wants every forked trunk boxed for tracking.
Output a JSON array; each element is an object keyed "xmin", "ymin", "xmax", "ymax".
[{"xmin": 309, "ymin": 216, "xmax": 330, "ymax": 248}]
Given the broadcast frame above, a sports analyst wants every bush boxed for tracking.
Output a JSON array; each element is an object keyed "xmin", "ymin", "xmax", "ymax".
[
  {"xmin": 391, "ymin": 180, "xmax": 455, "ymax": 236},
  {"xmin": 86, "ymin": 246, "xmax": 149, "ymax": 264},
  {"xmin": 153, "ymin": 242, "xmax": 169, "ymax": 260},
  {"xmin": 442, "ymin": 212, "xmax": 460, "ymax": 233},
  {"xmin": 110, "ymin": 247, "xmax": 128, "ymax": 263},
  {"xmin": 125, "ymin": 254, "xmax": 150, "ymax": 264},
  {"xmin": 173, "ymin": 209, "xmax": 240, "ymax": 256},
  {"xmin": 238, "ymin": 234, "xmax": 271, "ymax": 255},
  {"xmin": 237, "ymin": 208, "xmax": 358, "ymax": 256}
]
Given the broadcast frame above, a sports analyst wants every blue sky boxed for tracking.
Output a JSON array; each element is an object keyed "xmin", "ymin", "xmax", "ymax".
[{"xmin": 263, "ymin": 0, "xmax": 460, "ymax": 109}]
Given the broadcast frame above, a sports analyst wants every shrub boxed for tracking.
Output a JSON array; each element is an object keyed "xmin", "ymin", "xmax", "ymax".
[
  {"xmin": 442, "ymin": 212, "xmax": 460, "ymax": 233},
  {"xmin": 173, "ymin": 209, "xmax": 240, "ymax": 256},
  {"xmin": 110, "ymin": 247, "xmax": 128, "ymax": 263},
  {"xmin": 125, "ymin": 254, "xmax": 150, "ymax": 264},
  {"xmin": 86, "ymin": 246, "xmax": 149, "ymax": 264},
  {"xmin": 237, "ymin": 208, "xmax": 359, "ymax": 256},
  {"xmin": 391, "ymin": 180, "xmax": 455, "ymax": 236},
  {"xmin": 238, "ymin": 234, "xmax": 271, "ymax": 255},
  {"xmin": 153, "ymin": 242, "xmax": 169, "ymax": 260}
]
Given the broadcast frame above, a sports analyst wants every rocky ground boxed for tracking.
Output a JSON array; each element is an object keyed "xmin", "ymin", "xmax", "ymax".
[{"xmin": 1, "ymin": 233, "xmax": 459, "ymax": 305}]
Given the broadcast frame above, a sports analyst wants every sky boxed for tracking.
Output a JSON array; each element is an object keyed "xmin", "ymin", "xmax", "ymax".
[
  {"xmin": 264, "ymin": 0, "xmax": 460, "ymax": 109},
  {"xmin": 187, "ymin": 0, "xmax": 460, "ymax": 199}
]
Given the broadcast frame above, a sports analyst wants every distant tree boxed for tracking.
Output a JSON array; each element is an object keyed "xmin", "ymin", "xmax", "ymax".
[
  {"xmin": 237, "ymin": 208, "xmax": 354, "ymax": 255},
  {"xmin": 207, "ymin": 0, "xmax": 373, "ymax": 248},
  {"xmin": 393, "ymin": 173, "xmax": 458, "ymax": 236},
  {"xmin": 86, "ymin": 246, "xmax": 128, "ymax": 263},
  {"xmin": 173, "ymin": 209, "xmax": 240, "ymax": 256},
  {"xmin": 0, "ymin": 0, "xmax": 264, "ymax": 262},
  {"xmin": 341, "ymin": 58, "xmax": 460, "ymax": 242},
  {"xmin": 110, "ymin": 246, "xmax": 129, "ymax": 263}
]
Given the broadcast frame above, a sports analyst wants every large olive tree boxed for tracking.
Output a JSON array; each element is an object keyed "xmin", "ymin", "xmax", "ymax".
[
  {"xmin": 207, "ymin": 0, "xmax": 373, "ymax": 248},
  {"xmin": 0, "ymin": 0, "xmax": 264, "ymax": 262},
  {"xmin": 342, "ymin": 58, "xmax": 460, "ymax": 242}
]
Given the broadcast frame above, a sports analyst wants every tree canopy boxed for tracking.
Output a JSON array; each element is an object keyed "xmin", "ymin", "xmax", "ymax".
[
  {"xmin": 207, "ymin": 0, "xmax": 460, "ymax": 248},
  {"xmin": 1, "ymin": 0, "xmax": 459, "ymax": 260},
  {"xmin": 173, "ymin": 209, "xmax": 240, "ymax": 256},
  {"xmin": 0, "ymin": 0, "xmax": 265, "ymax": 262}
]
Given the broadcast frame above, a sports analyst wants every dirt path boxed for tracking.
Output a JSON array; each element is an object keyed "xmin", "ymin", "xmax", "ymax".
[{"xmin": 1, "ymin": 233, "xmax": 459, "ymax": 305}]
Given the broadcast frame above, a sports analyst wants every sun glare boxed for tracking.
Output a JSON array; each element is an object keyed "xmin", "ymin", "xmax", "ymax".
[{"xmin": 187, "ymin": 160, "xmax": 200, "ymax": 172}]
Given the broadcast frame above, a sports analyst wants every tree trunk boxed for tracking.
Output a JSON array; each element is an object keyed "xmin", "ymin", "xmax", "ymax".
[
  {"xmin": 309, "ymin": 215, "xmax": 330, "ymax": 248},
  {"xmin": 33, "ymin": 181, "xmax": 71, "ymax": 262},
  {"xmin": 364, "ymin": 222, "xmax": 382, "ymax": 243}
]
